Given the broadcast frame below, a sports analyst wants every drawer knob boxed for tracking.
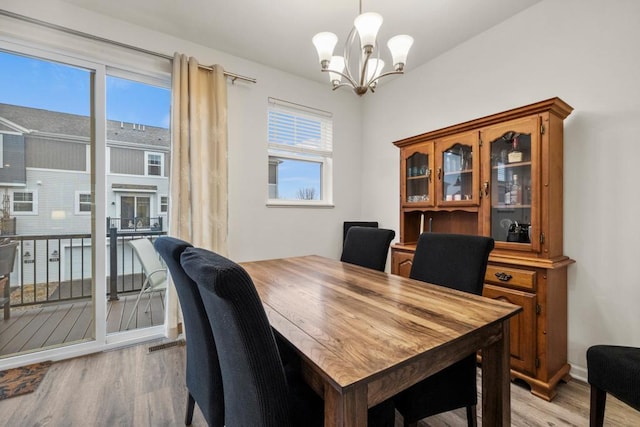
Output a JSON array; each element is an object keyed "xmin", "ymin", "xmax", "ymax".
[{"xmin": 495, "ymin": 272, "xmax": 512, "ymax": 282}]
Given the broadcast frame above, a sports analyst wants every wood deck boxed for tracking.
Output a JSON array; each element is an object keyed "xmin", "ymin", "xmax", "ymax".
[{"xmin": 0, "ymin": 292, "xmax": 164, "ymax": 357}]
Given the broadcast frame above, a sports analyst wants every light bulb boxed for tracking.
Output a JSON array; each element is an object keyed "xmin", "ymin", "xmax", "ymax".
[
  {"xmin": 366, "ymin": 58, "xmax": 385, "ymax": 84},
  {"xmin": 312, "ymin": 32, "xmax": 338, "ymax": 68},
  {"xmin": 354, "ymin": 12, "xmax": 383, "ymax": 52},
  {"xmin": 328, "ymin": 56, "xmax": 345, "ymax": 85},
  {"xmin": 387, "ymin": 35, "xmax": 414, "ymax": 71}
]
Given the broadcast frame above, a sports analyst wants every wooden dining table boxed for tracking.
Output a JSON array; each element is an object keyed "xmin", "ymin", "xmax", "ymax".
[{"xmin": 240, "ymin": 255, "xmax": 522, "ymax": 427}]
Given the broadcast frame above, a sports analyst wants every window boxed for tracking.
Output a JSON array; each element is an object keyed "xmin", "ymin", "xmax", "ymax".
[
  {"xmin": 75, "ymin": 191, "xmax": 92, "ymax": 214},
  {"xmin": 11, "ymin": 190, "xmax": 37, "ymax": 215},
  {"xmin": 145, "ymin": 152, "xmax": 164, "ymax": 176},
  {"xmin": 267, "ymin": 97, "xmax": 333, "ymax": 205},
  {"xmin": 120, "ymin": 195, "xmax": 151, "ymax": 229},
  {"xmin": 159, "ymin": 195, "xmax": 168, "ymax": 214}
]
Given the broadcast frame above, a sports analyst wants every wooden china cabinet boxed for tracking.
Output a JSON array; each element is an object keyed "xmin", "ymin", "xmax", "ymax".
[{"xmin": 391, "ymin": 98, "xmax": 573, "ymax": 401}]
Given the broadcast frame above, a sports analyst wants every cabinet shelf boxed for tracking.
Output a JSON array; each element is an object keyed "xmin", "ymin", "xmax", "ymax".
[
  {"xmin": 443, "ymin": 168, "xmax": 472, "ymax": 176},
  {"xmin": 494, "ymin": 204, "xmax": 532, "ymax": 209},
  {"xmin": 492, "ymin": 161, "xmax": 531, "ymax": 170},
  {"xmin": 406, "ymin": 175, "xmax": 429, "ymax": 180}
]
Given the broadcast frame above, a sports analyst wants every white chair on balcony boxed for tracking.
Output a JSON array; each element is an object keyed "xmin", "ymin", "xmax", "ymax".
[{"xmin": 125, "ymin": 238, "xmax": 167, "ymax": 330}]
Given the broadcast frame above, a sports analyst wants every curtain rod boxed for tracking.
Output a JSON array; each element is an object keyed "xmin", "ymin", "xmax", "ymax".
[{"xmin": 0, "ymin": 9, "xmax": 257, "ymax": 84}]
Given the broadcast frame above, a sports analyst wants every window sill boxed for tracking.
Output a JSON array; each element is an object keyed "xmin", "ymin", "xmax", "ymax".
[{"xmin": 266, "ymin": 200, "xmax": 334, "ymax": 208}]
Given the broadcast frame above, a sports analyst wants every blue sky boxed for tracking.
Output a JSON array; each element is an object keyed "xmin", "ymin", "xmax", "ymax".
[
  {"xmin": 0, "ymin": 51, "xmax": 170, "ymax": 128},
  {"xmin": 0, "ymin": 49, "xmax": 318, "ymax": 199}
]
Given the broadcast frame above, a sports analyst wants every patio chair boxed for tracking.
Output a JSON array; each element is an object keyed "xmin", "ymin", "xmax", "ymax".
[
  {"xmin": 125, "ymin": 238, "xmax": 167, "ymax": 330},
  {"xmin": 0, "ymin": 241, "xmax": 18, "ymax": 320}
]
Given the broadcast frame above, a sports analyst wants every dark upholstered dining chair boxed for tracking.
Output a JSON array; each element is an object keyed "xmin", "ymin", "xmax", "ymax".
[
  {"xmin": 180, "ymin": 246, "xmax": 396, "ymax": 427},
  {"xmin": 394, "ymin": 232, "xmax": 494, "ymax": 427},
  {"xmin": 587, "ymin": 345, "xmax": 640, "ymax": 426},
  {"xmin": 343, "ymin": 221, "xmax": 379, "ymax": 245},
  {"xmin": 153, "ymin": 237, "xmax": 224, "ymax": 427},
  {"xmin": 340, "ymin": 226, "xmax": 396, "ymax": 271}
]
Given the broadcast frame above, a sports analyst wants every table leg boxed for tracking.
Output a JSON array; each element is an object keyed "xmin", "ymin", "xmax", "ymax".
[
  {"xmin": 481, "ymin": 319, "xmax": 511, "ymax": 426},
  {"xmin": 324, "ymin": 383, "xmax": 368, "ymax": 427}
]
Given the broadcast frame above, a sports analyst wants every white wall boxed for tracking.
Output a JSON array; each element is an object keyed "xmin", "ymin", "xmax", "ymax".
[
  {"xmin": 5, "ymin": 0, "xmax": 638, "ymax": 380},
  {"xmin": 362, "ymin": 0, "xmax": 640, "ymax": 378},
  {"xmin": 0, "ymin": 0, "xmax": 363, "ymax": 263}
]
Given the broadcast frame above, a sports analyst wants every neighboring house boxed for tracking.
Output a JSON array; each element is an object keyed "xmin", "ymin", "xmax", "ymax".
[
  {"xmin": 0, "ymin": 103, "xmax": 170, "ymax": 236},
  {"xmin": 0, "ymin": 103, "xmax": 170, "ymax": 285}
]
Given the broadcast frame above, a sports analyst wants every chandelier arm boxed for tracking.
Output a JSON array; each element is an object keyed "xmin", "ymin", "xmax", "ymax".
[
  {"xmin": 358, "ymin": 48, "xmax": 373, "ymax": 88},
  {"xmin": 332, "ymin": 82, "xmax": 356, "ymax": 91},
  {"xmin": 342, "ymin": 26, "xmax": 358, "ymax": 84},
  {"xmin": 368, "ymin": 70, "xmax": 404, "ymax": 87},
  {"xmin": 363, "ymin": 41, "xmax": 383, "ymax": 88},
  {"xmin": 320, "ymin": 68, "xmax": 359, "ymax": 89}
]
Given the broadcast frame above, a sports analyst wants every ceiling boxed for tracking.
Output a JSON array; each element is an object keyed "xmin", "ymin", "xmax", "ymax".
[{"xmin": 62, "ymin": 0, "xmax": 542, "ymax": 83}]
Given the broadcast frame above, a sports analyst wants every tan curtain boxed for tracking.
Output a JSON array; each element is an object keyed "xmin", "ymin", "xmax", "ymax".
[{"xmin": 165, "ymin": 53, "xmax": 229, "ymax": 338}]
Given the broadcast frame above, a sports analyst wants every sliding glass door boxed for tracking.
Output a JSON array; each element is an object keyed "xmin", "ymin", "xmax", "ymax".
[
  {"xmin": 0, "ymin": 49, "xmax": 97, "ymax": 358},
  {"xmin": 0, "ymin": 44, "xmax": 171, "ymax": 363},
  {"xmin": 105, "ymin": 73, "xmax": 170, "ymax": 333}
]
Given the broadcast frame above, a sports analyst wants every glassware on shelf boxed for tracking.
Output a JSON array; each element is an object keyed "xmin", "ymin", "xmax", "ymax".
[
  {"xmin": 511, "ymin": 174, "xmax": 522, "ymax": 205},
  {"xmin": 504, "ymin": 181, "xmax": 511, "ymax": 205},
  {"xmin": 508, "ymin": 135, "xmax": 523, "ymax": 163},
  {"xmin": 407, "ymin": 194, "xmax": 429, "ymax": 203}
]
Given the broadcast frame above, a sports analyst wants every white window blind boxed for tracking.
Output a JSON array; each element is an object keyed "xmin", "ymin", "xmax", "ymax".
[{"xmin": 268, "ymin": 98, "xmax": 333, "ymax": 156}]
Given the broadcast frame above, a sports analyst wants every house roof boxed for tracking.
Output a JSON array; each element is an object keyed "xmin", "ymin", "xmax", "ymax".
[{"xmin": 0, "ymin": 103, "xmax": 170, "ymax": 148}]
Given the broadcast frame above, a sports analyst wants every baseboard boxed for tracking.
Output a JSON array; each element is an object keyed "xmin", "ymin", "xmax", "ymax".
[{"xmin": 570, "ymin": 364, "xmax": 587, "ymax": 383}]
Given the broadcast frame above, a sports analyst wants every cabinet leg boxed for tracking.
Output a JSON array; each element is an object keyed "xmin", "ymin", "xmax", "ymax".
[{"xmin": 510, "ymin": 363, "xmax": 571, "ymax": 402}]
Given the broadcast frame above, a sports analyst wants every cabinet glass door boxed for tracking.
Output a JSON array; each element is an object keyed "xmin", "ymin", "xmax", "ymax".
[
  {"xmin": 484, "ymin": 116, "xmax": 540, "ymax": 251},
  {"xmin": 436, "ymin": 132, "xmax": 479, "ymax": 206},
  {"xmin": 404, "ymin": 144, "xmax": 433, "ymax": 206}
]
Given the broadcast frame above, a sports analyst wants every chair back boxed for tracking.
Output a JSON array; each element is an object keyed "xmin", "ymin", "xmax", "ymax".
[
  {"xmin": 181, "ymin": 247, "xmax": 292, "ymax": 427},
  {"xmin": 341, "ymin": 226, "xmax": 396, "ymax": 271},
  {"xmin": 343, "ymin": 221, "xmax": 378, "ymax": 245},
  {"xmin": 128, "ymin": 238, "xmax": 167, "ymax": 289},
  {"xmin": 153, "ymin": 237, "xmax": 224, "ymax": 427},
  {"xmin": 0, "ymin": 241, "xmax": 18, "ymax": 277},
  {"xmin": 410, "ymin": 233, "xmax": 494, "ymax": 295}
]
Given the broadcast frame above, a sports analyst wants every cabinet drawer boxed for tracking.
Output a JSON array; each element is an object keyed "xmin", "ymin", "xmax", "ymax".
[{"xmin": 485, "ymin": 265, "xmax": 536, "ymax": 291}]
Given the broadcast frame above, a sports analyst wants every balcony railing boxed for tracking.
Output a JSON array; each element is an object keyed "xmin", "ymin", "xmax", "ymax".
[
  {"xmin": 5, "ymin": 228, "xmax": 167, "ymax": 309},
  {"xmin": 107, "ymin": 216, "xmax": 163, "ymax": 232}
]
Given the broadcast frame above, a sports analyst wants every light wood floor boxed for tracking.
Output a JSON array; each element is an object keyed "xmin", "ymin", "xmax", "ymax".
[{"xmin": 1, "ymin": 341, "xmax": 639, "ymax": 426}]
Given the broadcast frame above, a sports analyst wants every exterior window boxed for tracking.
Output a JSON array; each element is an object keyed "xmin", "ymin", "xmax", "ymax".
[
  {"xmin": 75, "ymin": 191, "xmax": 92, "ymax": 214},
  {"xmin": 145, "ymin": 152, "xmax": 163, "ymax": 176},
  {"xmin": 120, "ymin": 195, "xmax": 151, "ymax": 229},
  {"xmin": 11, "ymin": 190, "xmax": 37, "ymax": 215},
  {"xmin": 267, "ymin": 97, "xmax": 333, "ymax": 205},
  {"xmin": 159, "ymin": 195, "xmax": 168, "ymax": 214}
]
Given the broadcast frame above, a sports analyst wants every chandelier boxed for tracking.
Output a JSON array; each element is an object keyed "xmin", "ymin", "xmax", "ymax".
[{"xmin": 312, "ymin": 1, "xmax": 414, "ymax": 96}]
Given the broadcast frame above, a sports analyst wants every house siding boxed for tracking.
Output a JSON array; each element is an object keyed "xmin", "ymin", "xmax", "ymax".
[
  {"xmin": 0, "ymin": 133, "xmax": 26, "ymax": 185},
  {"xmin": 26, "ymin": 136, "xmax": 86, "ymax": 171},
  {"xmin": 111, "ymin": 147, "xmax": 144, "ymax": 175}
]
